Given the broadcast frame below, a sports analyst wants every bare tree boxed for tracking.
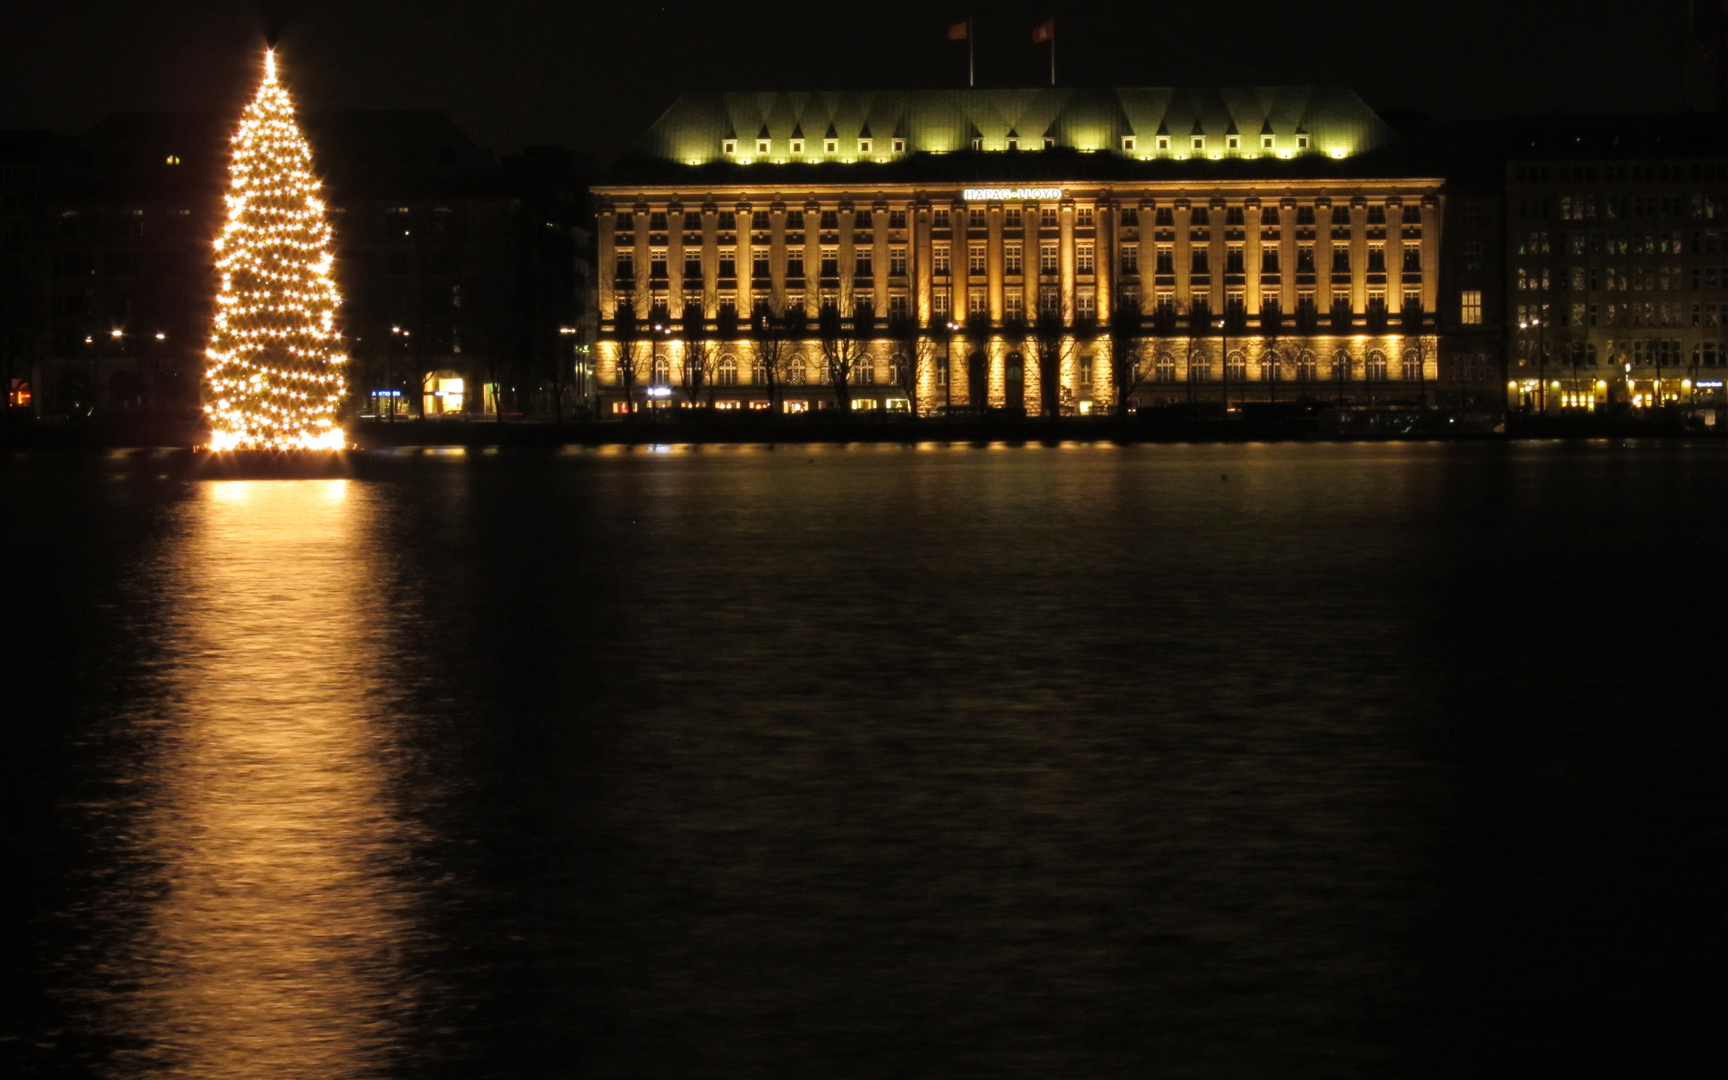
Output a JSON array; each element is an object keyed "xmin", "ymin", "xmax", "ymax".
[
  {"xmin": 1027, "ymin": 303, "xmax": 1070, "ymax": 418},
  {"xmin": 1401, "ymin": 299, "xmax": 1427, "ymax": 408},
  {"xmin": 677, "ymin": 300, "xmax": 714, "ymax": 407},
  {"xmin": 610, "ymin": 279, "xmax": 652, "ymax": 415},
  {"xmin": 886, "ymin": 310, "xmax": 936, "ymax": 417},
  {"xmin": 1184, "ymin": 296, "xmax": 1213, "ymax": 405},
  {"xmin": 749, "ymin": 299, "xmax": 798, "ymax": 414},
  {"xmin": 816, "ymin": 284, "xmax": 871, "ymax": 414},
  {"xmin": 1105, "ymin": 289, "xmax": 1147, "ymax": 417},
  {"xmin": 1261, "ymin": 297, "xmax": 1284, "ymax": 405}
]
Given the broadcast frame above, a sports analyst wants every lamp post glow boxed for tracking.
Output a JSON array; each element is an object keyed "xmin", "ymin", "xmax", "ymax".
[{"xmin": 204, "ymin": 49, "xmax": 348, "ymax": 452}]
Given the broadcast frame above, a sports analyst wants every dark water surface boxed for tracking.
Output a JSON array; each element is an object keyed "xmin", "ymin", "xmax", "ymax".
[{"xmin": 2, "ymin": 441, "xmax": 1721, "ymax": 1078}]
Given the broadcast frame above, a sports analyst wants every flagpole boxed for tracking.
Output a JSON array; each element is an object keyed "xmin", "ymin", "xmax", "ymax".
[
  {"xmin": 969, "ymin": 18, "xmax": 975, "ymax": 87},
  {"xmin": 1050, "ymin": 32, "xmax": 1056, "ymax": 86}
]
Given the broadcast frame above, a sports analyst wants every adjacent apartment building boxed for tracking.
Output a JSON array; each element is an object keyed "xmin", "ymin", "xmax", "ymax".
[{"xmin": 592, "ymin": 88, "xmax": 1445, "ymax": 416}]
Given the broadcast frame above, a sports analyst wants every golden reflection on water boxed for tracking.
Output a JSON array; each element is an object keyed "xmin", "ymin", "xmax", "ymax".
[{"xmin": 114, "ymin": 479, "xmax": 414, "ymax": 1079}]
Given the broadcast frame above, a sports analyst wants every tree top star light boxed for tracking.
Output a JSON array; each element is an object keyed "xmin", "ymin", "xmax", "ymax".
[{"xmin": 205, "ymin": 49, "xmax": 348, "ymax": 451}]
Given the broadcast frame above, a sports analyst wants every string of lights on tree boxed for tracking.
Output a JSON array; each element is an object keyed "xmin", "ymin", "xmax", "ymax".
[{"xmin": 205, "ymin": 49, "xmax": 348, "ymax": 452}]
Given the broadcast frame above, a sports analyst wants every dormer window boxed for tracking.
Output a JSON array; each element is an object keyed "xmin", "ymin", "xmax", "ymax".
[
  {"xmin": 971, "ymin": 138, "xmax": 982, "ymax": 151},
  {"xmin": 1043, "ymin": 137, "xmax": 1055, "ymax": 150},
  {"xmin": 756, "ymin": 139, "xmax": 770, "ymax": 154},
  {"xmin": 824, "ymin": 138, "xmax": 837, "ymax": 154},
  {"xmin": 858, "ymin": 138, "xmax": 872, "ymax": 154},
  {"xmin": 1297, "ymin": 135, "xmax": 1310, "ymax": 150},
  {"xmin": 1261, "ymin": 135, "xmax": 1274, "ymax": 150},
  {"xmin": 1156, "ymin": 135, "xmax": 1170, "ymax": 151},
  {"xmin": 1122, "ymin": 136, "xmax": 1136, "ymax": 152},
  {"xmin": 1226, "ymin": 135, "xmax": 1240, "ymax": 150},
  {"xmin": 1007, "ymin": 137, "xmax": 1020, "ymax": 151},
  {"xmin": 891, "ymin": 138, "xmax": 906, "ymax": 152},
  {"xmin": 722, "ymin": 139, "xmax": 737, "ymax": 155},
  {"xmin": 1192, "ymin": 136, "xmax": 1206, "ymax": 151},
  {"xmin": 790, "ymin": 139, "xmax": 804, "ymax": 155}
]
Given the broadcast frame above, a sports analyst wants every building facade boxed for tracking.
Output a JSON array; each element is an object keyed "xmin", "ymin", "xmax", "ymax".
[
  {"xmin": 593, "ymin": 88, "xmax": 1444, "ymax": 416},
  {"xmin": 1501, "ymin": 115, "xmax": 1727, "ymax": 415}
]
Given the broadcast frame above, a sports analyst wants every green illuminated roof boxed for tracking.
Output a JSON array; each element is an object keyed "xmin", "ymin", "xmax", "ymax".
[{"xmin": 625, "ymin": 87, "xmax": 1395, "ymax": 167}]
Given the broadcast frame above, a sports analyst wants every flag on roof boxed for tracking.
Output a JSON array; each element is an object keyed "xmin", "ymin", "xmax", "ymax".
[{"xmin": 1031, "ymin": 19, "xmax": 1055, "ymax": 43}]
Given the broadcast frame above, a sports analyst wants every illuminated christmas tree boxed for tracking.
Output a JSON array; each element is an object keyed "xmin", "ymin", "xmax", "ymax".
[{"xmin": 205, "ymin": 50, "xmax": 347, "ymax": 451}]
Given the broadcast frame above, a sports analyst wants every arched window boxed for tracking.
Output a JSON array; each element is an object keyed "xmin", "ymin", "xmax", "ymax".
[
  {"xmin": 1295, "ymin": 350, "xmax": 1318, "ymax": 381},
  {"xmin": 855, "ymin": 354, "xmax": 875, "ymax": 384},
  {"xmin": 1400, "ymin": 352, "xmax": 1423, "ymax": 381},
  {"xmin": 752, "ymin": 356, "xmax": 767, "ymax": 384},
  {"xmin": 1330, "ymin": 349, "xmax": 1352, "ymax": 381},
  {"xmin": 1188, "ymin": 346, "xmax": 1211, "ymax": 382},
  {"xmin": 652, "ymin": 353, "xmax": 671, "ymax": 385},
  {"xmin": 717, "ymin": 354, "xmax": 738, "ymax": 385},
  {"xmin": 1154, "ymin": 352, "xmax": 1177, "ymax": 382},
  {"xmin": 1225, "ymin": 350, "xmax": 1247, "ymax": 382},
  {"xmin": 1005, "ymin": 351, "xmax": 1024, "ymax": 381},
  {"xmin": 1259, "ymin": 348, "xmax": 1280, "ymax": 381},
  {"xmin": 889, "ymin": 352, "xmax": 909, "ymax": 385},
  {"xmin": 1365, "ymin": 350, "xmax": 1388, "ymax": 381},
  {"xmin": 786, "ymin": 351, "xmax": 807, "ymax": 384}
]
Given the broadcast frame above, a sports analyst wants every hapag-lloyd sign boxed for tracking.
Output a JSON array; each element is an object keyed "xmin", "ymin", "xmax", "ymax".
[{"xmin": 961, "ymin": 187, "xmax": 1064, "ymax": 201}]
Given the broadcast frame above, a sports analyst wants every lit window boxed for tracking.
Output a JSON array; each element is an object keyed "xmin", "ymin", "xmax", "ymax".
[
  {"xmin": 756, "ymin": 139, "xmax": 770, "ymax": 154},
  {"xmin": 891, "ymin": 138, "xmax": 906, "ymax": 152},
  {"xmin": 968, "ymin": 242, "xmax": 986, "ymax": 273},
  {"xmin": 1076, "ymin": 242, "xmax": 1094, "ymax": 273},
  {"xmin": 723, "ymin": 139, "xmax": 737, "ymax": 155},
  {"xmin": 968, "ymin": 287, "xmax": 987, "ymax": 315},
  {"xmin": 1004, "ymin": 242, "xmax": 1022, "ymax": 273},
  {"xmin": 1122, "ymin": 135, "xmax": 1136, "ymax": 152},
  {"xmin": 1040, "ymin": 242, "xmax": 1058, "ymax": 272},
  {"xmin": 933, "ymin": 243, "xmax": 950, "ymax": 273},
  {"xmin": 858, "ymin": 138, "xmax": 872, "ymax": 154},
  {"xmin": 1461, "ymin": 290, "xmax": 1482, "ymax": 324},
  {"xmin": 1077, "ymin": 290, "xmax": 1095, "ymax": 320}
]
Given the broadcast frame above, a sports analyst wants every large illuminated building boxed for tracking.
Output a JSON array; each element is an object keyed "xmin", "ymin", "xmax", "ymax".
[{"xmin": 592, "ymin": 88, "xmax": 1444, "ymax": 415}]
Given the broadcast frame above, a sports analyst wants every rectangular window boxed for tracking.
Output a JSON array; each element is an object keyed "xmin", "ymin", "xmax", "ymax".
[
  {"xmin": 820, "ymin": 248, "xmax": 838, "ymax": 277},
  {"xmin": 968, "ymin": 242, "xmax": 986, "ymax": 273},
  {"xmin": 722, "ymin": 139, "xmax": 737, "ymax": 155},
  {"xmin": 889, "ymin": 293, "xmax": 909, "ymax": 317},
  {"xmin": 889, "ymin": 210, "xmax": 906, "ymax": 229},
  {"xmin": 1226, "ymin": 244, "xmax": 1244, "ymax": 274},
  {"xmin": 1005, "ymin": 208, "xmax": 1022, "ymax": 228},
  {"xmin": 1226, "ymin": 135, "xmax": 1240, "ymax": 151},
  {"xmin": 785, "ymin": 254, "xmax": 803, "ymax": 278},
  {"xmin": 1367, "ymin": 206, "xmax": 1386, "ymax": 225},
  {"xmin": 820, "ymin": 211, "xmax": 839, "ymax": 230},
  {"xmin": 1077, "ymin": 207, "xmax": 1094, "ymax": 227},
  {"xmin": 1039, "ymin": 284, "xmax": 1060, "ymax": 314},
  {"xmin": 1156, "ymin": 245, "xmax": 1174, "ymax": 274},
  {"xmin": 933, "ymin": 209, "xmax": 950, "ymax": 229},
  {"xmin": 756, "ymin": 139, "xmax": 770, "ymax": 155},
  {"xmin": 1192, "ymin": 136, "xmax": 1206, "ymax": 151},
  {"xmin": 932, "ymin": 291, "xmax": 949, "ymax": 317},
  {"xmin": 858, "ymin": 139, "xmax": 872, "ymax": 154},
  {"xmin": 1262, "ymin": 135, "xmax": 1274, "ymax": 150},
  {"xmin": 1076, "ymin": 290, "xmax": 1095, "ymax": 320},
  {"xmin": 1191, "ymin": 207, "xmax": 1210, "ymax": 227},
  {"xmin": 933, "ymin": 243, "xmax": 950, "ymax": 273},
  {"xmin": 650, "ymin": 250, "xmax": 667, "ymax": 279},
  {"xmin": 823, "ymin": 139, "xmax": 837, "ymax": 154},
  {"xmin": 1403, "ymin": 247, "xmax": 1422, "ymax": 273},
  {"xmin": 855, "ymin": 250, "xmax": 873, "ymax": 276},
  {"xmin": 1462, "ymin": 240, "xmax": 1483, "ymax": 271},
  {"xmin": 968, "ymin": 287, "xmax": 987, "ymax": 315},
  {"xmin": 1225, "ymin": 206, "xmax": 1245, "ymax": 226},
  {"xmin": 1156, "ymin": 135, "xmax": 1170, "ymax": 151},
  {"xmin": 1041, "ymin": 207, "xmax": 1058, "ymax": 227},
  {"xmin": 1332, "ymin": 249, "xmax": 1350, "ymax": 273},
  {"xmin": 969, "ymin": 208, "xmax": 986, "ymax": 228},
  {"xmin": 1076, "ymin": 242, "xmax": 1094, "ymax": 273},
  {"xmin": 1191, "ymin": 249, "xmax": 1210, "ymax": 274},
  {"xmin": 1005, "ymin": 290, "xmax": 1024, "ymax": 320},
  {"xmin": 1367, "ymin": 244, "xmax": 1385, "ymax": 272},
  {"xmin": 1261, "ymin": 248, "xmax": 1279, "ymax": 273},
  {"xmin": 1120, "ymin": 244, "xmax": 1138, "ymax": 273},
  {"xmin": 889, "ymin": 246, "xmax": 906, "ymax": 274},
  {"xmin": 718, "ymin": 248, "xmax": 736, "ymax": 278},
  {"xmin": 785, "ymin": 211, "xmax": 804, "ymax": 229},
  {"xmin": 615, "ymin": 250, "xmax": 633, "ymax": 278},
  {"xmin": 1005, "ymin": 242, "xmax": 1023, "ymax": 273},
  {"xmin": 891, "ymin": 138, "xmax": 906, "ymax": 153},
  {"xmin": 1035, "ymin": 241, "xmax": 1058, "ymax": 273},
  {"xmin": 1006, "ymin": 137, "xmax": 1020, "ymax": 151},
  {"xmin": 753, "ymin": 255, "xmax": 770, "ymax": 280},
  {"xmin": 1122, "ymin": 136, "xmax": 1137, "ymax": 152}
]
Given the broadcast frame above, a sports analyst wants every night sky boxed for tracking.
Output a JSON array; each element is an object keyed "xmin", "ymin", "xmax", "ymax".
[{"xmin": 0, "ymin": 0, "xmax": 1712, "ymax": 166}]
